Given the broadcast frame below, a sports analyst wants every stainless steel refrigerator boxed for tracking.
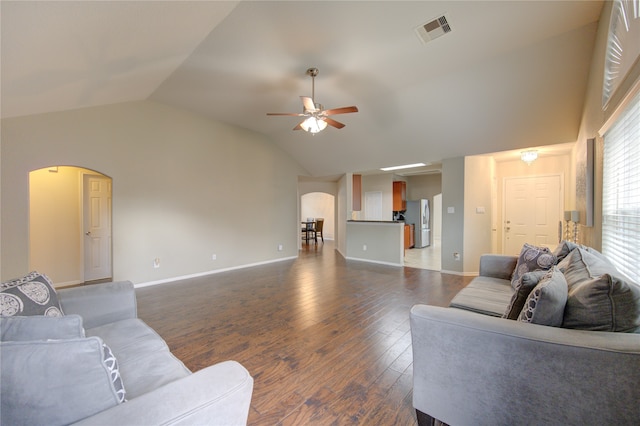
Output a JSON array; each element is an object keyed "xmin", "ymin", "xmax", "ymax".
[{"xmin": 405, "ymin": 199, "xmax": 430, "ymax": 247}]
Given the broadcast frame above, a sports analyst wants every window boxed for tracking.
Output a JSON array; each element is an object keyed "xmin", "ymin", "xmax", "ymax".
[{"xmin": 602, "ymin": 90, "xmax": 640, "ymax": 283}]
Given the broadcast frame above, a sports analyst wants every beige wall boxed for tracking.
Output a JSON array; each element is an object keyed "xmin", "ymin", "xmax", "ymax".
[
  {"xmin": 441, "ymin": 157, "xmax": 465, "ymax": 274},
  {"xmin": 2, "ymin": 100, "xmax": 306, "ymax": 285},
  {"xmin": 407, "ymin": 173, "xmax": 442, "ymax": 202},
  {"xmin": 463, "ymin": 156, "xmax": 494, "ymax": 274}
]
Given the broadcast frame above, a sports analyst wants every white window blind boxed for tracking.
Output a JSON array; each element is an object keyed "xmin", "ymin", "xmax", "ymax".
[{"xmin": 602, "ymin": 90, "xmax": 640, "ymax": 283}]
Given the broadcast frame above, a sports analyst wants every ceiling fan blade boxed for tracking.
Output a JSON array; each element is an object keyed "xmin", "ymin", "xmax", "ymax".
[
  {"xmin": 324, "ymin": 106, "xmax": 358, "ymax": 116},
  {"xmin": 266, "ymin": 112, "xmax": 305, "ymax": 116},
  {"xmin": 293, "ymin": 122, "xmax": 304, "ymax": 130},
  {"xmin": 301, "ymin": 96, "xmax": 317, "ymax": 112},
  {"xmin": 324, "ymin": 117, "xmax": 346, "ymax": 129}
]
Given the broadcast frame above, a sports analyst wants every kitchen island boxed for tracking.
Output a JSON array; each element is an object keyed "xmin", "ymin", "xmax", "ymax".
[{"xmin": 345, "ymin": 220, "xmax": 404, "ymax": 266}]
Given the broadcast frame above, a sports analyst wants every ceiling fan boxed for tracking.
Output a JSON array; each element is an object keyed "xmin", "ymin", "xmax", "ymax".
[{"xmin": 267, "ymin": 67, "xmax": 358, "ymax": 133}]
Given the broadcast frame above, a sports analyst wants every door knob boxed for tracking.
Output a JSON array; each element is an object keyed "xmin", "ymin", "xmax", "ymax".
[{"xmin": 85, "ymin": 231, "xmax": 91, "ymax": 236}]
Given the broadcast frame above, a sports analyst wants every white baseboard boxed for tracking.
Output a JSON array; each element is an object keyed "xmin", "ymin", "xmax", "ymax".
[
  {"xmin": 135, "ymin": 256, "xmax": 298, "ymax": 288},
  {"xmin": 54, "ymin": 280, "xmax": 84, "ymax": 288},
  {"xmin": 440, "ymin": 269, "xmax": 479, "ymax": 277},
  {"xmin": 345, "ymin": 256, "xmax": 403, "ymax": 268}
]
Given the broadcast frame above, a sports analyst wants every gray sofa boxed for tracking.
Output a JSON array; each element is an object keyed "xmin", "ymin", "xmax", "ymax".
[
  {"xmin": 411, "ymin": 242, "xmax": 640, "ymax": 425},
  {"xmin": 1, "ymin": 278, "xmax": 253, "ymax": 426}
]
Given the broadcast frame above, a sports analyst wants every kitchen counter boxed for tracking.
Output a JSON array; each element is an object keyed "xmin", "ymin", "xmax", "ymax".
[{"xmin": 345, "ymin": 221, "xmax": 404, "ymax": 266}]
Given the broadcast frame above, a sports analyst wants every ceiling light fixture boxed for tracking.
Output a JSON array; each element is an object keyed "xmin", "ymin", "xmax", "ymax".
[
  {"xmin": 300, "ymin": 116, "xmax": 327, "ymax": 134},
  {"xmin": 521, "ymin": 150, "xmax": 538, "ymax": 165},
  {"xmin": 380, "ymin": 163, "xmax": 427, "ymax": 171}
]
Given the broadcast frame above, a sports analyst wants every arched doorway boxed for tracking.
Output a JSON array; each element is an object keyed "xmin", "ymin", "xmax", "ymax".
[
  {"xmin": 301, "ymin": 192, "xmax": 335, "ymax": 241},
  {"xmin": 29, "ymin": 166, "xmax": 112, "ymax": 287}
]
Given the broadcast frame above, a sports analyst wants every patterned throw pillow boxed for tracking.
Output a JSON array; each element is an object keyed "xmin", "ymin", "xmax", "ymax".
[
  {"xmin": 502, "ymin": 270, "xmax": 548, "ymax": 320},
  {"xmin": 511, "ymin": 243, "xmax": 556, "ymax": 289},
  {"xmin": 1, "ymin": 272, "xmax": 64, "ymax": 317},
  {"xmin": 518, "ymin": 267, "xmax": 568, "ymax": 327}
]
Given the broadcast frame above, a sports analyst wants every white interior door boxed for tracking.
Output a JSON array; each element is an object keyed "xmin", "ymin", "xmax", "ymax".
[
  {"xmin": 83, "ymin": 174, "xmax": 112, "ymax": 281},
  {"xmin": 364, "ymin": 191, "xmax": 383, "ymax": 220},
  {"xmin": 503, "ymin": 175, "xmax": 561, "ymax": 255}
]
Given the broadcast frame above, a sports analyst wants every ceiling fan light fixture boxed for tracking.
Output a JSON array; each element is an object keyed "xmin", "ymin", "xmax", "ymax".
[
  {"xmin": 267, "ymin": 67, "xmax": 358, "ymax": 132},
  {"xmin": 300, "ymin": 116, "xmax": 327, "ymax": 134}
]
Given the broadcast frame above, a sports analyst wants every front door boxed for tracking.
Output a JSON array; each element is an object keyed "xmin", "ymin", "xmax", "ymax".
[
  {"xmin": 503, "ymin": 175, "xmax": 561, "ymax": 255},
  {"xmin": 83, "ymin": 174, "xmax": 112, "ymax": 281}
]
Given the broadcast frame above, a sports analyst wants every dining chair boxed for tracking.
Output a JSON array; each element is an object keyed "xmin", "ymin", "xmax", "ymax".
[
  {"xmin": 313, "ymin": 218, "xmax": 324, "ymax": 243},
  {"xmin": 302, "ymin": 218, "xmax": 315, "ymax": 244}
]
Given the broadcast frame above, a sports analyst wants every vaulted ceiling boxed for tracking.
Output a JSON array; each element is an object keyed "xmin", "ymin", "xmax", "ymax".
[{"xmin": 2, "ymin": 1, "xmax": 604, "ymax": 177}]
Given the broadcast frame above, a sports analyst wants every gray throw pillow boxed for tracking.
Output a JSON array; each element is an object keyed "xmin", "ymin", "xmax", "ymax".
[
  {"xmin": 502, "ymin": 270, "xmax": 548, "ymax": 320},
  {"xmin": 564, "ymin": 273, "xmax": 640, "ymax": 332},
  {"xmin": 518, "ymin": 267, "xmax": 568, "ymax": 327},
  {"xmin": 511, "ymin": 243, "xmax": 556, "ymax": 289},
  {"xmin": 1, "ymin": 336, "xmax": 126, "ymax": 426},
  {"xmin": 558, "ymin": 248, "xmax": 640, "ymax": 332},
  {"xmin": 553, "ymin": 240, "xmax": 613, "ymax": 265},
  {"xmin": 0, "ymin": 314, "xmax": 85, "ymax": 342},
  {"xmin": 1, "ymin": 271, "xmax": 64, "ymax": 317},
  {"xmin": 553, "ymin": 240, "xmax": 578, "ymax": 263}
]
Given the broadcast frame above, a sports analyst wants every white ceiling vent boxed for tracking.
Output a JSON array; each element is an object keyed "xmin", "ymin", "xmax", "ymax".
[{"xmin": 415, "ymin": 14, "xmax": 452, "ymax": 45}]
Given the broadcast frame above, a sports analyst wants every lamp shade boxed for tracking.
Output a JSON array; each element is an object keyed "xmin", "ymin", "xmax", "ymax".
[
  {"xmin": 300, "ymin": 117, "xmax": 327, "ymax": 133},
  {"xmin": 571, "ymin": 210, "xmax": 580, "ymax": 222}
]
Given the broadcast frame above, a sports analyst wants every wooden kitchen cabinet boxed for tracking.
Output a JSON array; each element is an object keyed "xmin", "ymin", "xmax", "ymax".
[
  {"xmin": 404, "ymin": 224, "xmax": 415, "ymax": 249},
  {"xmin": 410, "ymin": 224, "xmax": 414, "ymax": 248},
  {"xmin": 353, "ymin": 174, "xmax": 362, "ymax": 211},
  {"xmin": 393, "ymin": 181, "xmax": 406, "ymax": 211}
]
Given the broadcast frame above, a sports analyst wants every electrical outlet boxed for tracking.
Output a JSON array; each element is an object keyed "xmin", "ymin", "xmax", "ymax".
[
  {"xmin": 153, "ymin": 258, "xmax": 160, "ymax": 268},
  {"xmin": 363, "ymin": 244, "xmax": 368, "ymax": 251},
  {"xmin": 211, "ymin": 254, "xmax": 217, "ymax": 260},
  {"xmin": 453, "ymin": 252, "xmax": 460, "ymax": 261},
  {"xmin": 277, "ymin": 244, "xmax": 283, "ymax": 251}
]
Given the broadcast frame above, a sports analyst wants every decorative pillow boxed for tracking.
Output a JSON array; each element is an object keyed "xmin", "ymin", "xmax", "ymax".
[
  {"xmin": 553, "ymin": 240, "xmax": 612, "ymax": 265},
  {"xmin": 558, "ymin": 248, "xmax": 640, "ymax": 332},
  {"xmin": 553, "ymin": 240, "xmax": 580, "ymax": 263},
  {"xmin": 564, "ymin": 274, "xmax": 640, "ymax": 332},
  {"xmin": 1, "ymin": 272, "xmax": 64, "ymax": 317},
  {"xmin": 502, "ymin": 270, "xmax": 548, "ymax": 320},
  {"xmin": 557, "ymin": 247, "xmax": 619, "ymax": 289},
  {"xmin": 518, "ymin": 267, "xmax": 568, "ymax": 326},
  {"xmin": 511, "ymin": 243, "xmax": 556, "ymax": 289},
  {"xmin": 0, "ymin": 336, "xmax": 126, "ymax": 426},
  {"xmin": 0, "ymin": 314, "xmax": 84, "ymax": 342}
]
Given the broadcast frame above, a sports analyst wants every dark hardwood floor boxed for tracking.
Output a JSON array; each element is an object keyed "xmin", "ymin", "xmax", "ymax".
[{"xmin": 136, "ymin": 242, "xmax": 472, "ymax": 425}]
